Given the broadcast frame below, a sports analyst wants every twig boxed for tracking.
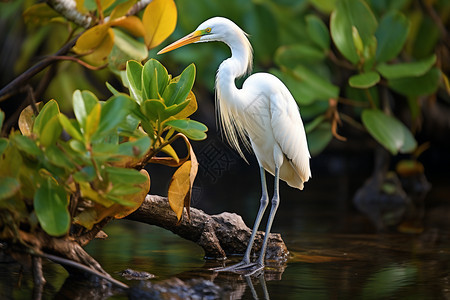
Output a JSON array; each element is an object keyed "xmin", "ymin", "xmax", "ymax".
[
  {"xmin": 38, "ymin": 252, "xmax": 129, "ymax": 289},
  {"xmin": 51, "ymin": 56, "xmax": 108, "ymax": 70},
  {"xmin": 0, "ymin": 36, "xmax": 78, "ymax": 100},
  {"xmin": 127, "ymin": 0, "xmax": 153, "ymax": 16},
  {"xmin": 31, "ymin": 256, "xmax": 45, "ymax": 300}
]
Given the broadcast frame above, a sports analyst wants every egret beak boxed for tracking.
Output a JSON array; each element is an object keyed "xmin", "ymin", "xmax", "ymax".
[{"xmin": 157, "ymin": 30, "xmax": 203, "ymax": 54}]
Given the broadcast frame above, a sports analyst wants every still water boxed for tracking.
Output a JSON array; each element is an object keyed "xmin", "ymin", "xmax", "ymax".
[{"xmin": 1, "ymin": 151, "xmax": 449, "ymax": 299}]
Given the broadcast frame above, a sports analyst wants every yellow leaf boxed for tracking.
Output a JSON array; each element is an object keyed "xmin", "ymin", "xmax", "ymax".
[
  {"xmin": 110, "ymin": 16, "xmax": 146, "ymax": 37},
  {"xmin": 161, "ymin": 143, "xmax": 179, "ymax": 163},
  {"xmin": 173, "ymin": 91, "xmax": 197, "ymax": 119},
  {"xmin": 109, "ymin": 0, "xmax": 136, "ymax": 20},
  {"xmin": 18, "ymin": 105, "xmax": 35, "ymax": 136},
  {"xmin": 101, "ymin": 0, "xmax": 115, "ymax": 11},
  {"xmin": 142, "ymin": 0, "xmax": 177, "ymax": 49},
  {"xmin": 167, "ymin": 134, "xmax": 198, "ymax": 221},
  {"xmin": 114, "ymin": 169, "xmax": 150, "ymax": 219},
  {"xmin": 78, "ymin": 182, "xmax": 115, "ymax": 207},
  {"xmin": 73, "ymin": 23, "xmax": 111, "ymax": 54},
  {"xmin": 168, "ymin": 161, "xmax": 191, "ymax": 221},
  {"xmin": 81, "ymin": 28, "xmax": 115, "ymax": 66},
  {"xmin": 85, "ymin": 103, "xmax": 101, "ymax": 141}
]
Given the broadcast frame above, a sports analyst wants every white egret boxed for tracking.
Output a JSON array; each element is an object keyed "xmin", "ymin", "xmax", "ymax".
[{"xmin": 158, "ymin": 17, "xmax": 311, "ymax": 274}]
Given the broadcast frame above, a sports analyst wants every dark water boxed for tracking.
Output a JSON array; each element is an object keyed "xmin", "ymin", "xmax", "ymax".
[{"xmin": 1, "ymin": 149, "xmax": 449, "ymax": 299}]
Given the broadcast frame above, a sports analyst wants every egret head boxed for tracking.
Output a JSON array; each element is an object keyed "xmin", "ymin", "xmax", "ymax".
[{"xmin": 158, "ymin": 17, "xmax": 251, "ymax": 55}]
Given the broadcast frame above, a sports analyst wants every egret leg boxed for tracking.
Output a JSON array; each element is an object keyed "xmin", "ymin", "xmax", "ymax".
[
  {"xmin": 213, "ymin": 166, "xmax": 269, "ymax": 272},
  {"xmin": 246, "ymin": 167, "xmax": 280, "ymax": 276}
]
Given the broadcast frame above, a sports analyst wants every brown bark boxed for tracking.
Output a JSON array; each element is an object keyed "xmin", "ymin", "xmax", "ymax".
[{"xmin": 126, "ymin": 195, "xmax": 289, "ymax": 261}]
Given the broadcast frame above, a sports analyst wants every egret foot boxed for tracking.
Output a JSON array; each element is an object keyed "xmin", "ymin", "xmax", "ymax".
[{"xmin": 212, "ymin": 261, "xmax": 264, "ymax": 276}]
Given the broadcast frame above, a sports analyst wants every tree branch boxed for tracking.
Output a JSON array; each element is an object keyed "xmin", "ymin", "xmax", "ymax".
[
  {"xmin": 46, "ymin": 0, "xmax": 93, "ymax": 28},
  {"xmin": 126, "ymin": 195, "xmax": 289, "ymax": 261}
]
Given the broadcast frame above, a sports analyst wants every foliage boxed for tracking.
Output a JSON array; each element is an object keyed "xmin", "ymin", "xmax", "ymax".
[
  {"xmin": 167, "ymin": 0, "xmax": 448, "ymax": 157},
  {"xmin": 0, "ymin": 58, "xmax": 205, "ymax": 238},
  {"xmin": 0, "ymin": 0, "xmax": 206, "ymax": 244}
]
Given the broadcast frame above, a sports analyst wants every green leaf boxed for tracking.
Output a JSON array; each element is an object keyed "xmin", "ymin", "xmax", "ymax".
[
  {"xmin": 306, "ymin": 15, "xmax": 330, "ymax": 51},
  {"xmin": 11, "ymin": 135, "xmax": 41, "ymax": 156},
  {"xmin": 0, "ymin": 177, "xmax": 20, "ymax": 201},
  {"xmin": 141, "ymin": 99, "xmax": 167, "ymax": 122},
  {"xmin": 275, "ymin": 44, "xmax": 326, "ymax": 68},
  {"xmin": 106, "ymin": 82, "xmax": 121, "ymax": 96},
  {"xmin": 93, "ymin": 95, "xmax": 133, "ymax": 139},
  {"xmin": 104, "ymin": 166, "xmax": 148, "ymax": 184},
  {"xmin": 40, "ymin": 115, "xmax": 62, "ymax": 147},
  {"xmin": 349, "ymin": 71, "xmax": 380, "ymax": 88},
  {"xmin": 376, "ymin": 55, "xmax": 436, "ymax": 79},
  {"xmin": 45, "ymin": 145, "xmax": 75, "ymax": 170},
  {"xmin": 34, "ymin": 179, "xmax": 70, "ymax": 236},
  {"xmin": 126, "ymin": 60, "xmax": 144, "ymax": 103},
  {"xmin": 33, "ymin": 99, "xmax": 60, "ymax": 136},
  {"xmin": 142, "ymin": 59, "xmax": 170, "ymax": 100},
  {"xmin": 387, "ymin": 67, "xmax": 440, "ymax": 97},
  {"xmin": 375, "ymin": 11, "xmax": 409, "ymax": 63},
  {"xmin": 362, "ymin": 109, "xmax": 417, "ymax": 155},
  {"xmin": 306, "ymin": 122, "xmax": 333, "ymax": 156},
  {"xmin": 73, "ymin": 90, "xmax": 99, "ymax": 132},
  {"xmin": 109, "ymin": 28, "xmax": 148, "ymax": 70},
  {"xmin": 330, "ymin": 0, "xmax": 377, "ymax": 64},
  {"xmin": 117, "ymin": 136, "xmax": 151, "ymax": 157},
  {"xmin": 165, "ymin": 119, "xmax": 208, "ymax": 141},
  {"xmin": 0, "ymin": 138, "xmax": 8, "ymax": 155},
  {"xmin": 73, "ymin": 166, "xmax": 96, "ymax": 182},
  {"xmin": 162, "ymin": 64, "xmax": 196, "ymax": 106},
  {"xmin": 59, "ymin": 114, "xmax": 84, "ymax": 141}
]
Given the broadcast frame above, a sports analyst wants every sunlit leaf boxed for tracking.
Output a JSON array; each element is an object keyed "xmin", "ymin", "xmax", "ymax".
[
  {"xmin": 348, "ymin": 71, "xmax": 380, "ymax": 88},
  {"xmin": 45, "ymin": 145, "xmax": 75, "ymax": 170},
  {"xmin": 40, "ymin": 115, "xmax": 62, "ymax": 147},
  {"xmin": 85, "ymin": 103, "xmax": 101, "ymax": 141},
  {"xmin": 73, "ymin": 90, "xmax": 98, "ymax": 129},
  {"xmin": 142, "ymin": 0, "xmax": 177, "ymax": 49},
  {"xmin": 309, "ymin": 0, "xmax": 337, "ymax": 13},
  {"xmin": 110, "ymin": 16, "xmax": 145, "ymax": 37},
  {"xmin": 106, "ymin": 81, "xmax": 121, "ymax": 95},
  {"xmin": 34, "ymin": 179, "xmax": 70, "ymax": 236},
  {"xmin": 126, "ymin": 60, "xmax": 144, "ymax": 103},
  {"xmin": 330, "ymin": 0, "xmax": 377, "ymax": 64},
  {"xmin": 18, "ymin": 105, "xmax": 35, "ymax": 136},
  {"xmin": 168, "ymin": 160, "xmax": 192, "ymax": 221},
  {"xmin": 165, "ymin": 119, "xmax": 207, "ymax": 141},
  {"xmin": 173, "ymin": 91, "xmax": 197, "ymax": 119},
  {"xmin": 375, "ymin": 11, "xmax": 409, "ymax": 63},
  {"xmin": 81, "ymin": 28, "xmax": 114, "ymax": 66},
  {"xmin": 141, "ymin": 99, "xmax": 167, "ymax": 121},
  {"xmin": 33, "ymin": 99, "xmax": 60, "ymax": 136},
  {"xmin": 59, "ymin": 114, "xmax": 84, "ymax": 141},
  {"xmin": 73, "ymin": 24, "xmax": 111, "ymax": 53},
  {"xmin": 161, "ymin": 143, "xmax": 179, "ymax": 163},
  {"xmin": 0, "ymin": 177, "xmax": 20, "ymax": 201},
  {"xmin": 362, "ymin": 109, "xmax": 417, "ymax": 155},
  {"xmin": 142, "ymin": 59, "xmax": 170, "ymax": 99},
  {"xmin": 162, "ymin": 64, "xmax": 196, "ymax": 106},
  {"xmin": 376, "ymin": 55, "xmax": 436, "ymax": 79}
]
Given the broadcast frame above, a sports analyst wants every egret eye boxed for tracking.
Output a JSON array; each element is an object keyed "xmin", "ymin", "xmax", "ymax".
[{"xmin": 205, "ymin": 27, "xmax": 212, "ymax": 33}]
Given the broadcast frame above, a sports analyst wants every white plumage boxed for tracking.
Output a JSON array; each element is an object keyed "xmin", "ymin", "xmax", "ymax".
[{"xmin": 158, "ymin": 16, "xmax": 311, "ymax": 274}]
